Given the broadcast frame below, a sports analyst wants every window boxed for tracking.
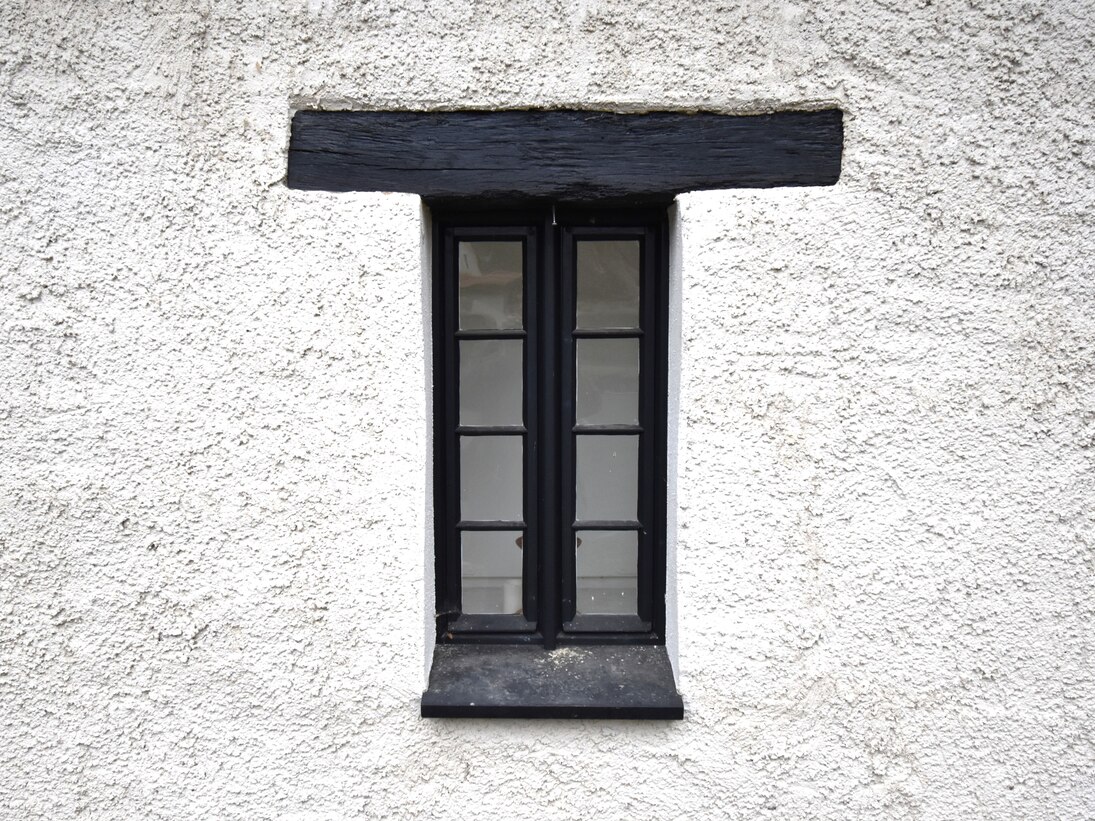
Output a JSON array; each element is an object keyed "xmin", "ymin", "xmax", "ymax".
[
  {"xmin": 424, "ymin": 204, "xmax": 681, "ymax": 717},
  {"xmin": 432, "ymin": 204, "xmax": 670, "ymax": 644}
]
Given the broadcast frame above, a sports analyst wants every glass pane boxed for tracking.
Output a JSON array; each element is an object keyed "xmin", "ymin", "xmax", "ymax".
[
  {"xmin": 462, "ymin": 531, "xmax": 524, "ymax": 615},
  {"xmin": 459, "ymin": 241, "xmax": 523, "ymax": 330},
  {"xmin": 576, "ymin": 240, "xmax": 640, "ymax": 329},
  {"xmin": 460, "ymin": 340, "xmax": 523, "ymax": 426},
  {"xmin": 575, "ymin": 435, "xmax": 638, "ymax": 521},
  {"xmin": 576, "ymin": 338, "xmax": 639, "ymax": 426},
  {"xmin": 575, "ymin": 531, "xmax": 637, "ymax": 616},
  {"xmin": 460, "ymin": 436, "xmax": 522, "ymax": 521}
]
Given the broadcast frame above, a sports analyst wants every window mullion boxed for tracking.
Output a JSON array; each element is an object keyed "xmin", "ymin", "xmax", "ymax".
[{"xmin": 538, "ymin": 214, "xmax": 561, "ymax": 649}]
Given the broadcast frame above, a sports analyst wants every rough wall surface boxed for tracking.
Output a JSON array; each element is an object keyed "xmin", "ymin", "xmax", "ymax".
[{"xmin": 2, "ymin": 1, "xmax": 1093, "ymax": 819}]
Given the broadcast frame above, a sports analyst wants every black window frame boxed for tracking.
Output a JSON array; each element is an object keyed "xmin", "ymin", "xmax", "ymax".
[{"xmin": 431, "ymin": 202, "xmax": 670, "ymax": 651}]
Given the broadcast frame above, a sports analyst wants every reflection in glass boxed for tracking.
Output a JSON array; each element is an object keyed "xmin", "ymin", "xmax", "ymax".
[
  {"xmin": 460, "ymin": 436, "xmax": 523, "ymax": 521},
  {"xmin": 460, "ymin": 340, "xmax": 523, "ymax": 426},
  {"xmin": 575, "ymin": 531, "xmax": 637, "ymax": 615},
  {"xmin": 576, "ymin": 240, "xmax": 640, "ymax": 329},
  {"xmin": 576, "ymin": 338, "xmax": 639, "ymax": 426},
  {"xmin": 575, "ymin": 435, "xmax": 637, "ymax": 521},
  {"xmin": 459, "ymin": 241, "xmax": 523, "ymax": 330},
  {"xmin": 462, "ymin": 530, "xmax": 524, "ymax": 614}
]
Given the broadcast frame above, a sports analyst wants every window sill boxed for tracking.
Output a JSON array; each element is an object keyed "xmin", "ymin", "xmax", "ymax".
[{"xmin": 421, "ymin": 644, "xmax": 683, "ymax": 719}]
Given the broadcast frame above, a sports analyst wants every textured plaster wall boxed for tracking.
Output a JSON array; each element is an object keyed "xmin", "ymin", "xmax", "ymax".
[{"xmin": 2, "ymin": 1, "xmax": 1093, "ymax": 819}]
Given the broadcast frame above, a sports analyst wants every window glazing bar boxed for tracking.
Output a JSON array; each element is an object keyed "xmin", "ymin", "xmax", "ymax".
[
  {"xmin": 456, "ymin": 426, "xmax": 526, "ymax": 435},
  {"xmin": 571, "ymin": 329, "xmax": 643, "ymax": 339},
  {"xmin": 456, "ymin": 520, "xmax": 526, "ymax": 530},
  {"xmin": 571, "ymin": 520, "xmax": 643, "ymax": 530}
]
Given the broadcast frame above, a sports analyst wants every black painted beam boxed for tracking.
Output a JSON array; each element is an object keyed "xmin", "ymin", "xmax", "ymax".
[{"xmin": 288, "ymin": 109, "xmax": 843, "ymax": 200}]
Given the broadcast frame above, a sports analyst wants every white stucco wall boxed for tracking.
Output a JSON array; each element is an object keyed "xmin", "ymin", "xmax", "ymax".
[{"xmin": 2, "ymin": 1, "xmax": 1093, "ymax": 818}]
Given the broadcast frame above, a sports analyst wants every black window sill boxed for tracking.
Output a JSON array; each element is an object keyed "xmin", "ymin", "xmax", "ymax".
[{"xmin": 421, "ymin": 644, "xmax": 683, "ymax": 720}]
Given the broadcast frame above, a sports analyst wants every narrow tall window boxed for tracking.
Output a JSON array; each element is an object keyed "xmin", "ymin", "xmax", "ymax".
[{"xmin": 433, "ymin": 205, "xmax": 668, "ymax": 649}]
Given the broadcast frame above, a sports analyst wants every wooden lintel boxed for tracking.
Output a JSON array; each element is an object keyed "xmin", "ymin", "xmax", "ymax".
[{"xmin": 288, "ymin": 108, "xmax": 843, "ymax": 200}]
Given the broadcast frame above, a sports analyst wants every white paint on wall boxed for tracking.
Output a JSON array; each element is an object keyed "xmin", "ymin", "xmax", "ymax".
[
  {"xmin": 665, "ymin": 200, "xmax": 684, "ymax": 683},
  {"xmin": 2, "ymin": 2, "xmax": 1093, "ymax": 819}
]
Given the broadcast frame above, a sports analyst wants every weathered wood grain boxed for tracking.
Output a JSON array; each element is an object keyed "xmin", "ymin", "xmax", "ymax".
[{"xmin": 288, "ymin": 109, "xmax": 843, "ymax": 199}]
